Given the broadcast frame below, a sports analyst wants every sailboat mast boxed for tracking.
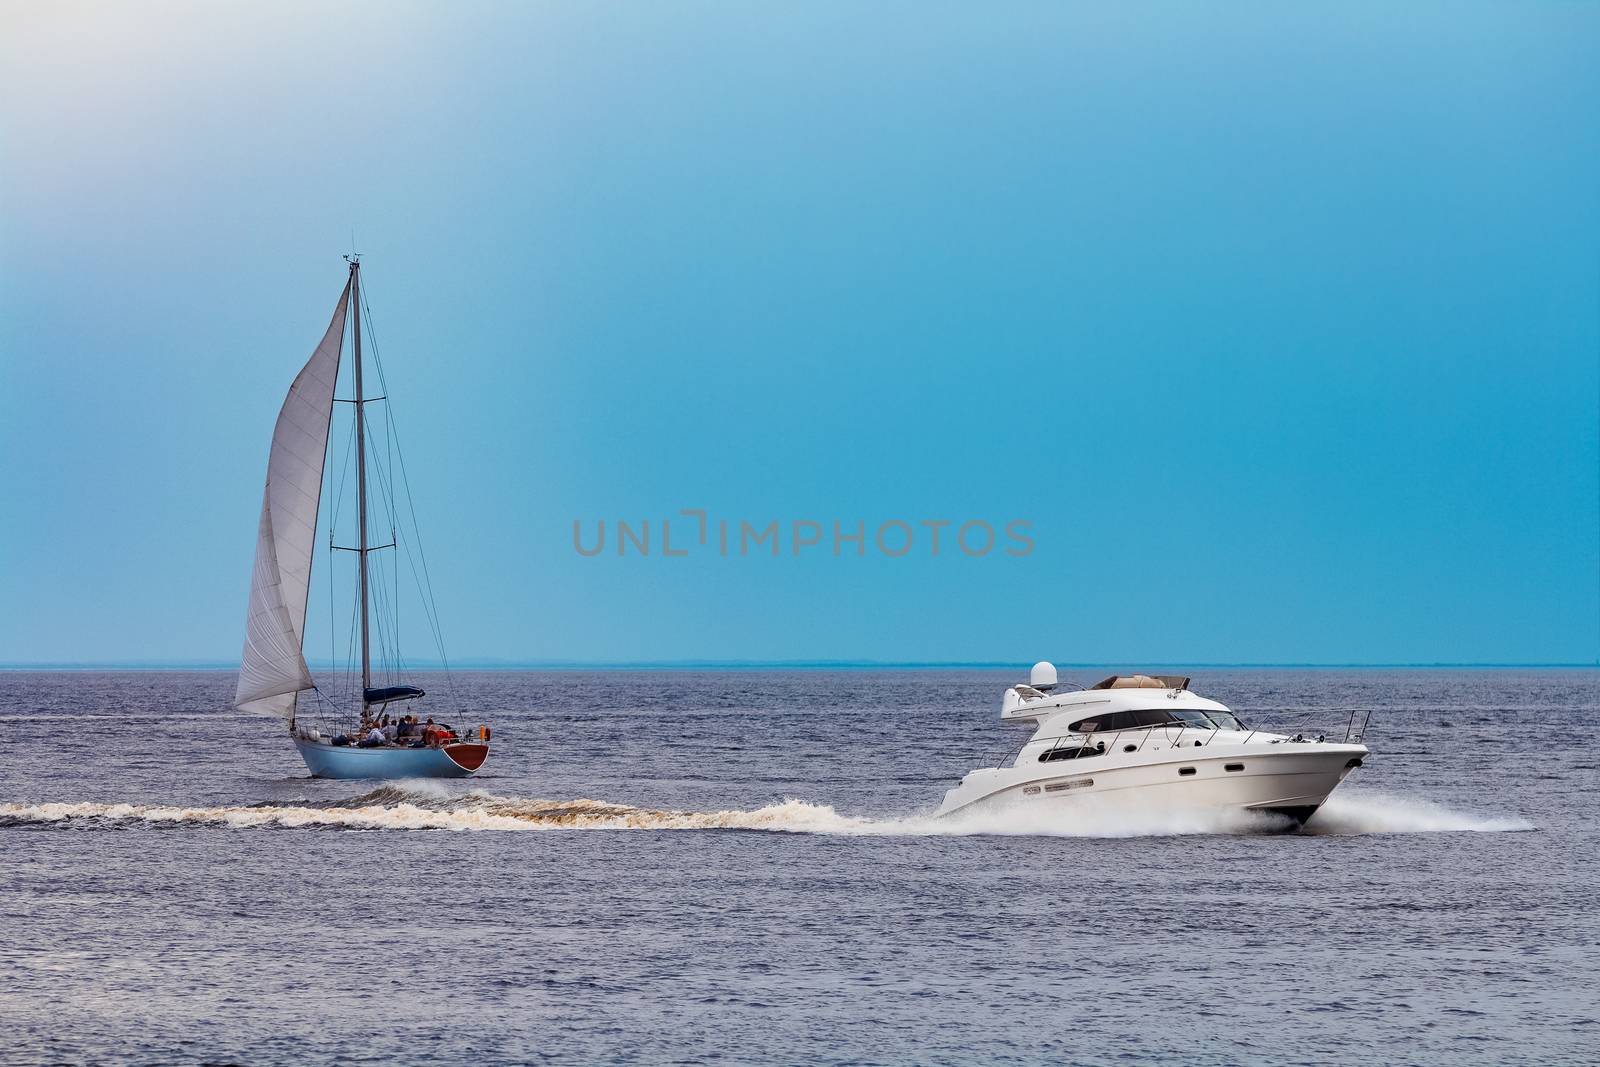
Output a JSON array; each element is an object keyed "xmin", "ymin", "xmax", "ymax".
[{"xmin": 351, "ymin": 258, "xmax": 372, "ymax": 711}]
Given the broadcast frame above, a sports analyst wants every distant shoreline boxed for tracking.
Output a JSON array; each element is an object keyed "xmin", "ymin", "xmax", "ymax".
[{"xmin": 2, "ymin": 662, "xmax": 1596, "ymax": 671}]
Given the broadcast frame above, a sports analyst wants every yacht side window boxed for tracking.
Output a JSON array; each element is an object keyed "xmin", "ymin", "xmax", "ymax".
[
  {"xmin": 1069, "ymin": 708, "xmax": 1181, "ymax": 734},
  {"xmin": 1040, "ymin": 742, "xmax": 1104, "ymax": 763}
]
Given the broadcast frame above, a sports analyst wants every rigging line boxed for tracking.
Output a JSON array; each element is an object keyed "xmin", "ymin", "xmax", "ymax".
[
  {"xmin": 359, "ymin": 402, "xmax": 404, "ymax": 687},
  {"xmin": 379, "ymin": 555, "xmax": 397, "ymax": 671},
  {"xmin": 364, "ymin": 430, "xmax": 414, "ymax": 675},
  {"xmin": 378, "ymin": 554, "xmax": 401, "ymax": 677},
  {"xmin": 382, "ymin": 445, "xmax": 451, "ymax": 685},
  {"xmin": 392, "ymin": 544, "xmax": 402, "ymax": 676},
  {"xmin": 384, "ymin": 342, "xmax": 397, "ymax": 546},
  {"xmin": 365, "ymin": 412, "xmax": 404, "ymax": 575},
  {"xmin": 359, "ymin": 281, "xmax": 459, "ymax": 708},
  {"xmin": 382, "ymin": 555, "xmax": 406, "ymax": 680},
  {"xmin": 394, "ymin": 500, "xmax": 401, "ymax": 677},
  {"xmin": 384, "ymin": 385, "xmax": 400, "ymax": 667},
  {"xmin": 325, "ymin": 406, "xmax": 358, "ymax": 697},
  {"xmin": 329, "ymin": 496, "xmax": 336, "ymax": 690},
  {"xmin": 375, "ymin": 344, "xmax": 402, "ymax": 673},
  {"xmin": 380, "ymin": 484, "xmax": 450, "ymax": 690},
  {"xmin": 342, "ymin": 562, "xmax": 361, "ymax": 708},
  {"xmin": 378, "ymin": 555, "xmax": 401, "ymax": 679},
  {"xmin": 371, "ymin": 563, "xmax": 390, "ymax": 682},
  {"xmin": 362, "ymin": 358, "xmax": 452, "ymax": 698},
  {"xmin": 359, "ymin": 405, "xmax": 399, "ymax": 559}
]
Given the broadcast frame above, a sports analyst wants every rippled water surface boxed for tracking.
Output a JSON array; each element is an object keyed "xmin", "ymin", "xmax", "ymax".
[{"xmin": 2, "ymin": 668, "xmax": 1597, "ymax": 1065}]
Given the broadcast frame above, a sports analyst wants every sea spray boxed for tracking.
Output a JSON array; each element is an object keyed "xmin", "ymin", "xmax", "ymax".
[{"xmin": 1303, "ymin": 791, "xmax": 1535, "ymax": 834}]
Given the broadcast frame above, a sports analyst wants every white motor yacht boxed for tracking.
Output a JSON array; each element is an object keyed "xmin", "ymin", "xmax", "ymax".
[{"xmin": 936, "ymin": 663, "xmax": 1369, "ymax": 826}]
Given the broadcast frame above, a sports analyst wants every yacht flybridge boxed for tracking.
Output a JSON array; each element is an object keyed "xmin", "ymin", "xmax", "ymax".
[
  {"xmin": 936, "ymin": 663, "xmax": 1369, "ymax": 826},
  {"xmin": 234, "ymin": 257, "xmax": 489, "ymax": 779}
]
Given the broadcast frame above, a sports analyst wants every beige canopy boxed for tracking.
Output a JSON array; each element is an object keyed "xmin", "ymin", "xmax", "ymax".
[{"xmin": 1091, "ymin": 674, "xmax": 1191, "ymax": 691}]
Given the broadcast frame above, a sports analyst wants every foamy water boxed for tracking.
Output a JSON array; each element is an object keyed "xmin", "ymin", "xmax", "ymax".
[
  {"xmin": 1302, "ymin": 791, "xmax": 1536, "ymax": 834},
  {"xmin": 0, "ymin": 784, "xmax": 1534, "ymax": 837}
]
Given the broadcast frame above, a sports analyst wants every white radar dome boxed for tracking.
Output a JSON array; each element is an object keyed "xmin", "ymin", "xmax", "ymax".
[{"xmin": 1029, "ymin": 661, "xmax": 1058, "ymax": 688}]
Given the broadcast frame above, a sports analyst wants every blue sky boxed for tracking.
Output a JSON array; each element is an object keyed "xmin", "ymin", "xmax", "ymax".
[{"xmin": 2, "ymin": 2, "xmax": 1597, "ymax": 665}]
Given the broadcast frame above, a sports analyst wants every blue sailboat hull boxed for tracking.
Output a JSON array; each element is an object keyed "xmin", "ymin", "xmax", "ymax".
[{"xmin": 293, "ymin": 737, "xmax": 484, "ymax": 779}]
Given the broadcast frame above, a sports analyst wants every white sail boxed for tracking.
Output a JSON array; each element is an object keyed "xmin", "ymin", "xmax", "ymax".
[{"xmin": 235, "ymin": 283, "xmax": 351, "ymax": 717}]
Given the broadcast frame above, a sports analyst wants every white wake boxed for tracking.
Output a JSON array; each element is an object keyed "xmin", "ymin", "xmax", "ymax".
[{"xmin": 0, "ymin": 785, "xmax": 1533, "ymax": 837}]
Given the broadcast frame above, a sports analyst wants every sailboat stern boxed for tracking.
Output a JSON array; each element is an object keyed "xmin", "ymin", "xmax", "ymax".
[{"xmin": 443, "ymin": 742, "xmax": 489, "ymax": 772}]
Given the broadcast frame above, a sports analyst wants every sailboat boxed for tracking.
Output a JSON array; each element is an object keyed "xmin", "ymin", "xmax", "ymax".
[{"xmin": 234, "ymin": 257, "xmax": 490, "ymax": 779}]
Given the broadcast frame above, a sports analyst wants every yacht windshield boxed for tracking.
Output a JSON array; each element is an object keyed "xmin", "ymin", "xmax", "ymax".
[
  {"xmin": 1070, "ymin": 708, "xmax": 1248, "ymax": 734},
  {"xmin": 1171, "ymin": 709, "xmax": 1248, "ymax": 731}
]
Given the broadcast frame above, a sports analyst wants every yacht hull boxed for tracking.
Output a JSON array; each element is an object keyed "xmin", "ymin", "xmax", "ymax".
[
  {"xmin": 293, "ymin": 738, "xmax": 488, "ymax": 779},
  {"xmin": 936, "ymin": 744, "xmax": 1364, "ymax": 826}
]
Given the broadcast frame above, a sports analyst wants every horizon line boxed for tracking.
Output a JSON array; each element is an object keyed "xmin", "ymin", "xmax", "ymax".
[{"xmin": 2, "ymin": 659, "xmax": 1597, "ymax": 671}]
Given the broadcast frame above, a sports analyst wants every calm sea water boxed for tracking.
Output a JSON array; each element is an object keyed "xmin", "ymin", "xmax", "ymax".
[{"xmin": 1, "ymin": 668, "xmax": 1596, "ymax": 1066}]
